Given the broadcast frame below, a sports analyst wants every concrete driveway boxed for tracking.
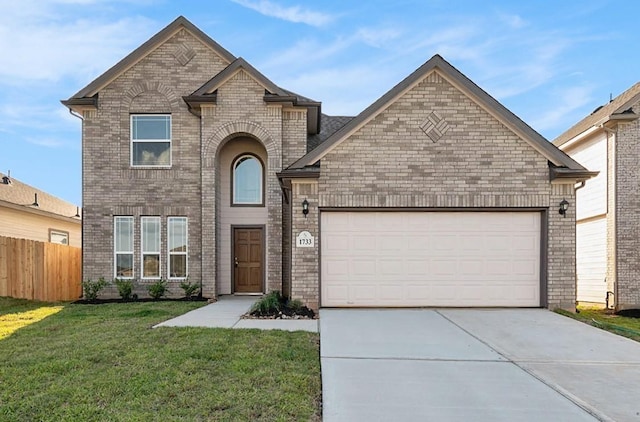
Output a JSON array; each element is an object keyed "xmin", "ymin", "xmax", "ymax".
[{"xmin": 320, "ymin": 309, "xmax": 640, "ymax": 421}]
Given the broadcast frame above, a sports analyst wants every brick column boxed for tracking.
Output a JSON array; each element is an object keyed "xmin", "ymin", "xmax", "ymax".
[
  {"xmin": 547, "ymin": 182, "xmax": 577, "ymax": 311},
  {"xmin": 290, "ymin": 179, "xmax": 320, "ymax": 310}
]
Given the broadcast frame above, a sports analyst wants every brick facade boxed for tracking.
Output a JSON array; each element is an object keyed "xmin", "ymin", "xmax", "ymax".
[
  {"xmin": 71, "ymin": 18, "xmax": 582, "ymax": 309},
  {"xmin": 614, "ymin": 111, "xmax": 640, "ymax": 309}
]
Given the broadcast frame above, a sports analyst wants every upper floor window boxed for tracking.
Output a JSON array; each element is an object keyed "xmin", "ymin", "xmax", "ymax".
[
  {"xmin": 232, "ymin": 154, "xmax": 264, "ymax": 205},
  {"xmin": 131, "ymin": 115, "xmax": 171, "ymax": 167}
]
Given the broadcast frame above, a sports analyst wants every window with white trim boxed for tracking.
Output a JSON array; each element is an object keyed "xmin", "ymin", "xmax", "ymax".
[
  {"xmin": 114, "ymin": 216, "xmax": 134, "ymax": 279},
  {"xmin": 131, "ymin": 115, "xmax": 171, "ymax": 166},
  {"xmin": 141, "ymin": 216, "xmax": 161, "ymax": 279},
  {"xmin": 232, "ymin": 154, "xmax": 263, "ymax": 205},
  {"xmin": 168, "ymin": 217, "xmax": 188, "ymax": 279},
  {"xmin": 49, "ymin": 229, "xmax": 69, "ymax": 245}
]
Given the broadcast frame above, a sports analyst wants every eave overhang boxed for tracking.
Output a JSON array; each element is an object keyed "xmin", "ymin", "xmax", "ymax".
[
  {"xmin": 60, "ymin": 95, "xmax": 98, "ymax": 114},
  {"xmin": 549, "ymin": 166, "xmax": 599, "ymax": 183}
]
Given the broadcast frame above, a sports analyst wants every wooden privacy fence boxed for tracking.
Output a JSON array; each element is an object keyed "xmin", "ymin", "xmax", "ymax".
[{"xmin": 0, "ymin": 236, "xmax": 82, "ymax": 301}]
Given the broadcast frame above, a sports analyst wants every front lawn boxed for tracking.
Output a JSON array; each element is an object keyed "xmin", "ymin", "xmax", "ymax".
[
  {"xmin": 557, "ymin": 306, "xmax": 640, "ymax": 342},
  {"xmin": 0, "ymin": 297, "xmax": 321, "ymax": 421}
]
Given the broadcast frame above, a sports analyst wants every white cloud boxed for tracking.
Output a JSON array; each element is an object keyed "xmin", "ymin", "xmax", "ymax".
[
  {"xmin": 230, "ymin": 0, "xmax": 334, "ymax": 27},
  {"xmin": 529, "ymin": 85, "xmax": 594, "ymax": 133}
]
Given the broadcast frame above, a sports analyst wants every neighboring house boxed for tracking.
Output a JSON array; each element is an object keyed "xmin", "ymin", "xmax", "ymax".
[
  {"xmin": 63, "ymin": 16, "xmax": 593, "ymax": 310},
  {"xmin": 0, "ymin": 172, "xmax": 81, "ymax": 247},
  {"xmin": 554, "ymin": 82, "xmax": 640, "ymax": 310}
]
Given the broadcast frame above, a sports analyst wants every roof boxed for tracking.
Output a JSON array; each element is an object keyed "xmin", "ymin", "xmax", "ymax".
[
  {"xmin": 0, "ymin": 173, "xmax": 81, "ymax": 222},
  {"xmin": 307, "ymin": 114, "xmax": 354, "ymax": 152},
  {"xmin": 288, "ymin": 54, "xmax": 588, "ymax": 178},
  {"xmin": 64, "ymin": 16, "xmax": 236, "ymax": 103},
  {"xmin": 553, "ymin": 82, "xmax": 640, "ymax": 147}
]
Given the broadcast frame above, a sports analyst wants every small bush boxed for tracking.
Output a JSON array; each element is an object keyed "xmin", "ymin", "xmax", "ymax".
[
  {"xmin": 251, "ymin": 291, "xmax": 283, "ymax": 314},
  {"xmin": 287, "ymin": 299, "xmax": 303, "ymax": 312},
  {"xmin": 114, "ymin": 278, "xmax": 134, "ymax": 301},
  {"xmin": 82, "ymin": 277, "xmax": 109, "ymax": 302},
  {"xmin": 147, "ymin": 279, "xmax": 168, "ymax": 300},
  {"xmin": 179, "ymin": 279, "xmax": 200, "ymax": 299}
]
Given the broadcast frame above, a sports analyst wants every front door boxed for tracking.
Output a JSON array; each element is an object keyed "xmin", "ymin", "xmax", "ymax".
[{"xmin": 233, "ymin": 227, "xmax": 264, "ymax": 293}]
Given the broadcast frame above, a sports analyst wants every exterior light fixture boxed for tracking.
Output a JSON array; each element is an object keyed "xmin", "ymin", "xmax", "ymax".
[
  {"xmin": 32, "ymin": 193, "xmax": 39, "ymax": 207},
  {"xmin": 302, "ymin": 199, "xmax": 309, "ymax": 218},
  {"xmin": 74, "ymin": 207, "xmax": 81, "ymax": 218},
  {"xmin": 559, "ymin": 199, "xmax": 569, "ymax": 217}
]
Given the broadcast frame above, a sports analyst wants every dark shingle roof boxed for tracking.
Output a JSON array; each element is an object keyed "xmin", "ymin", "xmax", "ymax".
[
  {"xmin": 553, "ymin": 82, "xmax": 640, "ymax": 146},
  {"xmin": 0, "ymin": 172, "xmax": 80, "ymax": 220},
  {"xmin": 307, "ymin": 114, "xmax": 354, "ymax": 152}
]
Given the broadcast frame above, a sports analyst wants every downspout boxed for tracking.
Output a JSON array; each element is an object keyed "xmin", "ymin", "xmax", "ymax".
[
  {"xmin": 600, "ymin": 125, "xmax": 617, "ymax": 309},
  {"xmin": 68, "ymin": 107, "xmax": 84, "ymax": 294},
  {"xmin": 574, "ymin": 181, "xmax": 585, "ymax": 311}
]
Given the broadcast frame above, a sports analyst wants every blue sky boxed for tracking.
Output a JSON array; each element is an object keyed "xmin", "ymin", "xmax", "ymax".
[{"xmin": 1, "ymin": 0, "xmax": 638, "ymax": 206}]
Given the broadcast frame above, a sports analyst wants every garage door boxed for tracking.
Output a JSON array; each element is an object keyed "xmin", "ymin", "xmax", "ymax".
[
  {"xmin": 321, "ymin": 212, "xmax": 541, "ymax": 307},
  {"xmin": 576, "ymin": 218, "xmax": 606, "ymax": 304}
]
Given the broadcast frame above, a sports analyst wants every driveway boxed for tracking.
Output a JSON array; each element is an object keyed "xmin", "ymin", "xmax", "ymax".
[{"xmin": 320, "ymin": 309, "xmax": 640, "ymax": 421}]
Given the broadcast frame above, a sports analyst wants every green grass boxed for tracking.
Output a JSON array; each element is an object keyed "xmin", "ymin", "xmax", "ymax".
[
  {"xmin": 0, "ymin": 297, "xmax": 321, "ymax": 421},
  {"xmin": 557, "ymin": 306, "xmax": 640, "ymax": 342}
]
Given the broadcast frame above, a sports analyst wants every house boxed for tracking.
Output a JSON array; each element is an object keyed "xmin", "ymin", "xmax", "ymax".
[
  {"xmin": 62, "ymin": 16, "xmax": 593, "ymax": 310},
  {"xmin": 554, "ymin": 82, "xmax": 640, "ymax": 311},
  {"xmin": 0, "ymin": 172, "xmax": 81, "ymax": 247}
]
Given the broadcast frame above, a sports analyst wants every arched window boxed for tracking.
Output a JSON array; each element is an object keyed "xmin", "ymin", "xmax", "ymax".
[{"xmin": 232, "ymin": 154, "xmax": 264, "ymax": 205}]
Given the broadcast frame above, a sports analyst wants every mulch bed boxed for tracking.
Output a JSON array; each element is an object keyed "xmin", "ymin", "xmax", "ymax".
[
  {"xmin": 617, "ymin": 309, "xmax": 640, "ymax": 318},
  {"xmin": 245, "ymin": 306, "xmax": 316, "ymax": 320}
]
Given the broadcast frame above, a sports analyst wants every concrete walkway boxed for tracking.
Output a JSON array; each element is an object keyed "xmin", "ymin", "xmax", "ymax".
[
  {"xmin": 154, "ymin": 295, "xmax": 319, "ymax": 332},
  {"xmin": 321, "ymin": 309, "xmax": 640, "ymax": 421}
]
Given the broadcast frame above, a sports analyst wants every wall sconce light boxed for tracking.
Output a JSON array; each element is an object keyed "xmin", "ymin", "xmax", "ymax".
[
  {"xmin": 559, "ymin": 199, "xmax": 569, "ymax": 217},
  {"xmin": 302, "ymin": 199, "xmax": 309, "ymax": 218}
]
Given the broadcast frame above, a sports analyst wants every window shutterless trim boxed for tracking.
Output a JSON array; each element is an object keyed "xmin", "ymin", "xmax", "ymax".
[
  {"xmin": 49, "ymin": 228, "xmax": 69, "ymax": 245},
  {"xmin": 230, "ymin": 152, "xmax": 265, "ymax": 207},
  {"xmin": 114, "ymin": 216, "xmax": 134, "ymax": 279},
  {"xmin": 140, "ymin": 216, "xmax": 161, "ymax": 279},
  {"xmin": 130, "ymin": 114, "xmax": 172, "ymax": 168},
  {"xmin": 168, "ymin": 216, "xmax": 188, "ymax": 279}
]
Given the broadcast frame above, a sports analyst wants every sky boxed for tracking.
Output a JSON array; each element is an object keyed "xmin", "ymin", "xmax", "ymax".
[{"xmin": 1, "ymin": 0, "xmax": 639, "ymax": 206}]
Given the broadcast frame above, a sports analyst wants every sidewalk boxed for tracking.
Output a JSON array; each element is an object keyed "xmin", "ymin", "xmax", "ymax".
[{"xmin": 154, "ymin": 295, "xmax": 319, "ymax": 333}]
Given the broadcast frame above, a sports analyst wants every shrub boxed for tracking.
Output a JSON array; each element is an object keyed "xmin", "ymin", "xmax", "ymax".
[
  {"xmin": 179, "ymin": 279, "xmax": 200, "ymax": 299},
  {"xmin": 82, "ymin": 277, "xmax": 109, "ymax": 302},
  {"xmin": 251, "ymin": 291, "xmax": 283, "ymax": 314},
  {"xmin": 114, "ymin": 278, "xmax": 134, "ymax": 301},
  {"xmin": 147, "ymin": 279, "xmax": 168, "ymax": 300},
  {"xmin": 287, "ymin": 298, "xmax": 303, "ymax": 312}
]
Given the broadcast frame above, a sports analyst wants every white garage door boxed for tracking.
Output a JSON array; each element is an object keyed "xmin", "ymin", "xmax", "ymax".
[
  {"xmin": 321, "ymin": 212, "xmax": 541, "ymax": 307},
  {"xmin": 576, "ymin": 217, "xmax": 607, "ymax": 304}
]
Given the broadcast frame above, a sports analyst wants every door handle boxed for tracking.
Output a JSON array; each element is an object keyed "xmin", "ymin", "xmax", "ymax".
[{"xmin": 234, "ymin": 257, "xmax": 239, "ymax": 267}]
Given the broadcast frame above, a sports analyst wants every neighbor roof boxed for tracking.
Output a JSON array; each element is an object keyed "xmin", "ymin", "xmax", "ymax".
[
  {"xmin": 63, "ymin": 16, "xmax": 236, "ymax": 103},
  {"xmin": 0, "ymin": 173, "xmax": 80, "ymax": 222},
  {"xmin": 553, "ymin": 82, "xmax": 640, "ymax": 147},
  {"xmin": 288, "ymin": 54, "xmax": 588, "ymax": 177}
]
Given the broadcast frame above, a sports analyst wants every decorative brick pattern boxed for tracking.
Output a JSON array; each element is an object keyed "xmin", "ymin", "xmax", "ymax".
[
  {"xmin": 420, "ymin": 111, "xmax": 450, "ymax": 142},
  {"xmin": 173, "ymin": 42, "xmax": 196, "ymax": 66}
]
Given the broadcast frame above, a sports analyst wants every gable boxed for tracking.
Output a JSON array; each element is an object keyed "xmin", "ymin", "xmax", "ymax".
[
  {"xmin": 318, "ymin": 71, "xmax": 551, "ymax": 198},
  {"xmin": 289, "ymin": 55, "xmax": 588, "ymax": 180},
  {"xmin": 68, "ymin": 16, "xmax": 235, "ymax": 101}
]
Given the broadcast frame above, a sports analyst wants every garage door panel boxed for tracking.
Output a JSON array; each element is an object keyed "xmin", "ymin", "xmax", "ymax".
[{"xmin": 321, "ymin": 212, "xmax": 541, "ymax": 307}]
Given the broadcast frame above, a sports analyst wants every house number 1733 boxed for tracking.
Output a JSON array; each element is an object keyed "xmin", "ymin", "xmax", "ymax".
[{"xmin": 296, "ymin": 231, "xmax": 315, "ymax": 248}]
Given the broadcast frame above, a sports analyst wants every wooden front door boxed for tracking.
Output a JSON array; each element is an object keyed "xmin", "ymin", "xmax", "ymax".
[{"xmin": 233, "ymin": 227, "xmax": 264, "ymax": 293}]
